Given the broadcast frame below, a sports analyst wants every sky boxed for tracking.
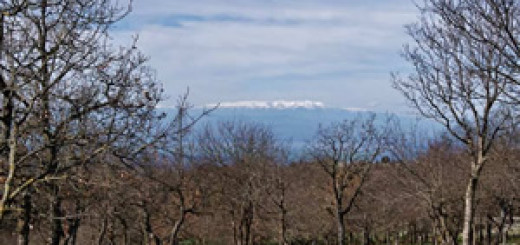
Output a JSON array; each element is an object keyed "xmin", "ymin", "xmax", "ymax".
[{"xmin": 112, "ymin": 0, "xmax": 419, "ymax": 112}]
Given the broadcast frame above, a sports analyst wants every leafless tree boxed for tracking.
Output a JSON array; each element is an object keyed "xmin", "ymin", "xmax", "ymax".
[
  {"xmin": 138, "ymin": 91, "xmax": 215, "ymax": 245},
  {"xmin": 478, "ymin": 133, "xmax": 520, "ymax": 244},
  {"xmin": 393, "ymin": 1, "xmax": 518, "ymax": 244},
  {"xmin": 307, "ymin": 114, "xmax": 392, "ymax": 245},
  {"xmin": 398, "ymin": 137, "xmax": 467, "ymax": 245},
  {"xmin": 0, "ymin": 0, "xmax": 166, "ymax": 244},
  {"xmin": 198, "ymin": 121, "xmax": 284, "ymax": 245},
  {"xmin": 266, "ymin": 156, "xmax": 290, "ymax": 245}
]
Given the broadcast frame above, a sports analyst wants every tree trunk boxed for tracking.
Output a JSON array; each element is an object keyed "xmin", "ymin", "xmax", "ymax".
[
  {"xmin": 232, "ymin": 218, "xmax": 238, "ymax": 245},
  {"xmin": 462, "ymin": 175, "xmax": 479, "ymax": 245},
  {"xmin": 280, "ymin": 208, "xmax": 288, "ymax": 245},
  {"xmin": 0, "ymin": 112, "xmax": 16, "ymax": 220},
  {"xmin": 478, "ymin": 220, "xmax": 483, "ymax": 245},
  {"xmin": 169, "ymin": 211, "xmax": 186, "ymax": 245},
  {"xmin": 245, "ymin": 204, "xmax": 253, "ymax": 245},
  {"xmin": 432, "ymin": 226, "xmax": 437, "ymax": 245},
  {"xmin": 17, "ymin": 191, "xmax": 31, "ymax": 245},
  {"xmin": 50, "ymin": 190, "xmax": 63, "ymax": 245},
  {"xmin": 64, "ymin": 201, "xmax": 83, "ymax": 245},
  {"xmin": 63, "ymin": 218, "xmax": 81, "ymax": 245},
  {"xmin": 239, "ymin": 201, "xmax": 254, "ymax": 245},
  {"xmin": 486, "ymin": 221, "xmax": 492, "ymax": 245},
  {"xmin": 97, "ymin": 217, "xmax": 107, "ymax": 245},
  {"xmin": 143, "ymin": 206, "xmax": 161, "ymax": 245},
  {"xmin": 116, "ymin": 215, "xmax": 129, "ymax": 245},
  {"xmin": 336, "ymin": 211, "xmax": 346, "ymax": 245},
  {"xmin": 411, "ymin": 223, "xmax": 416, "ymax": 244},
  {"xmin": 363, "ymin": 227, "xmax": 370, "ymax": 245}
]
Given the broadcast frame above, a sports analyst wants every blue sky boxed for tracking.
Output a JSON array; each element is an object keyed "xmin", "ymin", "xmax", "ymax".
[{"xmin": 112, "ymin": 0, "xmax": 418, "ymax": 112}]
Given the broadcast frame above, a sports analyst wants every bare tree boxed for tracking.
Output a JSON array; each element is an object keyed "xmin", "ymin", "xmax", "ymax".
[
  {"xmin": 0, "ymin": 0, "xmax": 166, "ymax": 244},
  {"xmin": 198, "ymin": 121, "xmax": 284, "ymax": 245},
  {"xmin": 307, "ymin": 114, "xmax": 391, "ymax": 245},
  {"xmin": 393, "ymin": 1, "xmax": 519, "ymax": 244},
  {"xmin": 399, "ymin": 137, "xmax": 467, "ymax": 244},
  {"xmin": 267, "ymin": 157, "xmax": 290, "ymax": 245},
  {"xmin": 139, "ymin": 91, "xmax": 214, "ymax": 245},
  {"xmin": 479, "ymin": 133, "xmax": 520, "ymax": 245}
]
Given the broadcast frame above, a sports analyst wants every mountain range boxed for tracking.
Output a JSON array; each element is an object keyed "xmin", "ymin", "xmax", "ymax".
[{"xmin": 160, "ymin": 101, "xmax": 438, "ymax": 151}]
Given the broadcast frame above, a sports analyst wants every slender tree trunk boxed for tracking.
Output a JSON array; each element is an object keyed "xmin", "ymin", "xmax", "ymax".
[
  {"xmin": 280, "ymin": 207, "xmax": 288, "ymax": 245},
  {"xmin": 143, "ymin": 206, "xmax": 161, "ymax": 245},
  {"xmin": 50, "ymin": 187, "xmax": 63, "ymax": 245},
  {"xmin": 486, "ymin": 221, "xmax": 492, "ymax": 245},
  {"xmin": 472, "ymin": 221, "xmax": 477, "ymax": 245},
  {"xmin": 244, "ymin": 201, "xmax": 253, "ymax": 245},
  {"xmin": 363, "ymin": 226, "xmax": 370, "ymax": 245},
  {"xmin": 432, "ymin": 226, "xmax": 437, "ymax": 245},
  {"xmin": 1, "ymin": 112, "xmax": 16, "ymax": 219},
  {"xmin": 169, "ymin": 211, "xmax": 186, "ymax": 245},
  {"xmin": 97, "ymin": 217, "xmax": 107, "ymax": 245},
  {"xmin": 17, "ymin": 191, "xmax": 31, "ymax": 245},
  {"xmin": 462, "ymin": 175, "xmax": 478, "ymax": 245},
  {"xmin": 64, "ymin": 201, "xmax": 83, "ymax": 245},
  {"xmin": 170, "ymin": 105, "xmax": 187, "ymax": 245},
  {"xmin": 115, "ymin": 215, "xmax": 129, "ymax": 245},
  {"xmin": 411, "ymin": 223, "xmax": 416, "ymax": 244},
  {"xmin": 0, "ymin": 12, "xmax": 16, "ymax": 221},
  {"xmin": 232, "ymin": 218, "xmax": 238, "ymax": 245},
  {"xmin": 63, "ymin": 218, "xmax": 81, "ymax": 245},
  {"xmin": 239, "ymin": 217, "xmax": 245, "ymax": 245},
  {"xmin": 478, "ymin": 219, "xmax": 483, "ymax": 245},
  {"xmin": 336, "ymin": 211, "xmax": 346, "ymax": 245},
  {"xmin": 463, "ymin": 148, "xmax": 486, "ymax": 245}
]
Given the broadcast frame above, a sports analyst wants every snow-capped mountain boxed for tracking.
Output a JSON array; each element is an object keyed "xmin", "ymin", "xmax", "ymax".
[
  {"xmin": 205, "ymin": 100, "xmax": 325, "ymax": 109},
  {"xmin": 160, "ymin": 100, "xmax": 438, "ymax": 152}
]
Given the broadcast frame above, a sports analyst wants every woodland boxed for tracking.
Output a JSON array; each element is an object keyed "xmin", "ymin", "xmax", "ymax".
[{"xmin": 0, "ymin": 0, "xmax": 519, "ymax": 245}]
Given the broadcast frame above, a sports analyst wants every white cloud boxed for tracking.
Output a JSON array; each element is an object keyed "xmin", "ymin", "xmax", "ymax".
[{"xmin": 112, "ymin": 0, "xmax": 417, "ymax": 112}]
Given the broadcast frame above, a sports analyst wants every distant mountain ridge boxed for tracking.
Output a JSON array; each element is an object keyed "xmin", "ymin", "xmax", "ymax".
[
  {"xmin": 196, "ymin": 107, "xmax": 369, "ymax": 150},
  {"xmin": 160, "ymin": 101, "xmax": 437, "ymax": 152}
]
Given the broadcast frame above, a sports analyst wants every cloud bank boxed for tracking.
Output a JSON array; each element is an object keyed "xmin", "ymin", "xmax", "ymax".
[{"xmin": 112, "ymin": 0, "xmax": 418, "ymax": 112}]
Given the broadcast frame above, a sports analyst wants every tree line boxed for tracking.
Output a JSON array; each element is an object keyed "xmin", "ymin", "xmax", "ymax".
[{"xmin": 0, "ymin": 0, "xmax": 519, "ymax": 245}]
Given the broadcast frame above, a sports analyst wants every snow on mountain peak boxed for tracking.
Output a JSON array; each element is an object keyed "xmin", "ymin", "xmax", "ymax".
[{"xmin": 206, "ymin": 100, "xmax": 325, "ymax": 109}]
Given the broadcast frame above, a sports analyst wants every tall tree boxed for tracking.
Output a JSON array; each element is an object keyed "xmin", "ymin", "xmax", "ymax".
[{"xmin": 393, "ymin": 1, "xmax": 517, "ymax": 244}]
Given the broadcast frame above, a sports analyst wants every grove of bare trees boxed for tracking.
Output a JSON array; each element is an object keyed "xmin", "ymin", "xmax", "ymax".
[{"xmin": 0, "ymin": 0, "xmax": 519, "ymax": 245}]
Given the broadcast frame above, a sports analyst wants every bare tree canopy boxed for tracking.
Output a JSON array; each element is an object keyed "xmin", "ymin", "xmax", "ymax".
[
  {"xmin": 393, "ymin": 0, "xmax": 520, "ymax": 244},
  {"xmin": 0, "ymin": 1, "xmax": 518, "ymax": 245},
  {"xmin": 308, "ymin": 114, "xmax": 394, "ymax": 245},
  {"xmin": 0, "ymin": 1, "xmax": 164, "ymax": 243}
]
